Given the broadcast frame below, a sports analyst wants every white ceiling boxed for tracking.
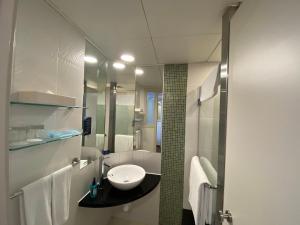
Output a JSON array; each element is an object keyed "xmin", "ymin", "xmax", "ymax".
[{"xmin": 50, "ymin": 0, "xmax": 237, "ymax": 65}]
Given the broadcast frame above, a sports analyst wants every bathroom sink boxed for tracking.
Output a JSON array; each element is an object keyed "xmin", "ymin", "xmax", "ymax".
[{"xmin": 107, "ymin": 164, "xmax": 146, "ymax": 191}]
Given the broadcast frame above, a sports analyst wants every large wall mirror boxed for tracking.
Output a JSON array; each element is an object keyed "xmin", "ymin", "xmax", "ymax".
[
  {"xmin": 104, "ymin": 65, "xmax": 163, "ymax": 154},
  {"xmin": 81, "ymin": 41, "xmax": 107, "ymax": 165}
]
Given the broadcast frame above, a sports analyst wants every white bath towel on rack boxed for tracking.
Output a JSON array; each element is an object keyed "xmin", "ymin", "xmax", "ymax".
[
  {"xmin": 189, "ymin": 156, "xmax": 212, "ymax": 225},
  {"xmin": 52, "ymin": 165, "xmax": 72, "ymax": 225},
  {"xmin": 200, "ymin": 157, "xmax": 217, "ymax": 225},
  {"xmin": 20, "ymin": 175, "xmax": 52, "ymax": 225}
]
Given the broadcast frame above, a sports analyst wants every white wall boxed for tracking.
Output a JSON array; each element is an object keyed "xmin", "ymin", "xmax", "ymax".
[
  {"xmin": 0, "ymin": 0, "xmax": 17, "ymax": 224},
  {"xmin": 224, "ymin": 0, "xmax": 300, "ymax": 224},
  {"xmin": 8, "ymin": 0, "xmax": 112, "ymax": 224},
  {"xmin": 183, "ymin": 63, "xmax": 219, "ymax": 209}
]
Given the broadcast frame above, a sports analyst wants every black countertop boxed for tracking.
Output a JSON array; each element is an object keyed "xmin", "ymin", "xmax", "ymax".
[{"xmin": 78, "ymin": 173, "xmax": 161, "ymax": 208}]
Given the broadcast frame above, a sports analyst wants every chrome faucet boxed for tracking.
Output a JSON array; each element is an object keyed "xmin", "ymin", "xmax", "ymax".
[{"xmin": 99, "ymin": 154, "xmax": 111, "ymax": 187}]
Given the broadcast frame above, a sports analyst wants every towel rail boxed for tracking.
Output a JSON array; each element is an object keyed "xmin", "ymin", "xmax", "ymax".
[
  {"xmin": 205, "ymin": 183, "xmax": 218, "ymax": 190},
  {"xmin": 9, "ymin": 158, "xmax": 80, "ymax": 199}
]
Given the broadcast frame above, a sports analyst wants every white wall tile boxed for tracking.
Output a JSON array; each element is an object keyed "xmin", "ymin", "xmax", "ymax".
[
  {"xmin": 9, "ymin": 0, "xmax": 113, "ymax": 225},
  {"xmin": 12, "ymin": 0, "xmax": 60, "ymax": 94},
  {"xmin": 57, "ymin": 60, "xmax": 84, "ymax": 104}
]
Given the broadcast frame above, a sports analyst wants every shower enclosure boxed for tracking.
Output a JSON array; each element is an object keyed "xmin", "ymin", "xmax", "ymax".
[{"xmin": 197, "ymin": 65, "xmax": 220, "ymax": 225}]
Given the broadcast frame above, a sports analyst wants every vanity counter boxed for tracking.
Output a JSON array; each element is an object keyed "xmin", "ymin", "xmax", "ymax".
[{"xmin": 78, "ymin": 173, "xmax": 160, "ymax": 208}]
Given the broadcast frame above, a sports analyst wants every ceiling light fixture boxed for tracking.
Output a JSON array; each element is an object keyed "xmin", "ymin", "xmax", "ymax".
[
  {"xmin": 120, "ymin": 54, "xmax": 135, "ymax": 63},
  {"xmin": 135, "ymin": 68, "xmax": 144, "ymax": 75},
  {"xmin": 113, "ymin": 62, "xmax": 126, "ymax": 70},
  {"xmin": 84, "ymin": 55, "xmax": 98, "ymax": 64}
]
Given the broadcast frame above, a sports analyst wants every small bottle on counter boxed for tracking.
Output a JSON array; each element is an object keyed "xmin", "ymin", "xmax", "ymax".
[{"xmin": 89, "ymin": 177, "xmax": 98, "ymax": 198}]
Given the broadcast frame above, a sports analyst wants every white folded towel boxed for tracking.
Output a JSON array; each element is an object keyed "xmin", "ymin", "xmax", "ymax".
[
  {"xmin": 115, "ymin": 135, "xmax": 133, "ymax": 152},
  {"xmin": 52, "ymin": 165, "xmax": 72, "ymax": 225},
  {"xmin": 189, "ymin": 156, "xmax": 211, "ymax": 225},
  {"xmin": 20, "ymin": 175, "xmax": 52, "ymax": 225}
]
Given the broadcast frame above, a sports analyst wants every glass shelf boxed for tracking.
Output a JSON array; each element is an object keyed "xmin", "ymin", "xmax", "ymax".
[
  {"xmin": 10, "ymin": 101, "xmax": 84, "ymax": 109},
  {"xmin": 9, "ymin": 131, "xmax": 82, "ymax": 151}
]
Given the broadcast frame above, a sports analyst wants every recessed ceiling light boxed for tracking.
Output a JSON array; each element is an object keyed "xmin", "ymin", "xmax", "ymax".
[
  {"xmin": 84, "ymin": 55, "xmax": 98, "ymax": 64},
  {"xmin": 113, "ymin": 62, "xmax": 126, "ymax": 70},
  {"xmin": 120, "ymin": 54, "xmax": 135, "ymax": 63},
  {"xmin": 135, "ymin": 68, "xmax": 144, "ymax": 75}
]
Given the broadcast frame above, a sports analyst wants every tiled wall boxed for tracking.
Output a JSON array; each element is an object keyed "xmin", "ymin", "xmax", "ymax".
[{"xmin": 159, "ymin": 64, "xmax": 188, "ymax": 225}]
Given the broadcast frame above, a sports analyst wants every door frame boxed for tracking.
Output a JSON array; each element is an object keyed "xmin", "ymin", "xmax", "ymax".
[{"xmin": 215, "ymin": 4, "xmax": 240, "ymax": 225}]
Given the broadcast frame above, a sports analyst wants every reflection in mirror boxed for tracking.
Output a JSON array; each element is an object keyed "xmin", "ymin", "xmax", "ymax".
[
  {"xmin": 81, "ymin": 41, "xmax": 107, "ymax": 166},
  {"xmin": 105, "ymin": 64, "xmax": 136, "ymax": 153},
  {"xmin": 115, "ymin": 87, "xmax": 135, "ymax": 152},
  {"xmin": 134, "ymin": 66, "xmax": 163, "ymax": 152}
]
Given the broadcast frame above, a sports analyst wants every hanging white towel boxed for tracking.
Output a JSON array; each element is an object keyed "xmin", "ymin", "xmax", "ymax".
[
  {"xmin": 189, "ymin": 156, "xmax": 211, "ymax": 225},
  {"xmin": 20, "ymin": 175, "xmax": 52, "ymax": 225},
  {"xmin": 199, "ymin": 157, "xmax": 217, "ymax": 188},
  {"xmin": 52, "ymin": 165, "xmax": 72, "ymax": 225},
  {"xmin": 115, "ymin": 135, "xmax": 133, "ymax": 152},
  {"xmin": 199, "ymin": 157, "xmax": 217, "ymax": 225}
]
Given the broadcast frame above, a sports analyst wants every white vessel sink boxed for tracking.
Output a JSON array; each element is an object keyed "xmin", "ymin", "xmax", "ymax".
[{"xmin": 107, "ymin": 164, "xmax": 146, "ymax": 191}]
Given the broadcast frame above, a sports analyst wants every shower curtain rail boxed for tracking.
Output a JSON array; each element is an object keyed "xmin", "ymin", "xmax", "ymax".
[{"xmin": 9, "ymin": 158, "xmax": 80, "ymax": 199}]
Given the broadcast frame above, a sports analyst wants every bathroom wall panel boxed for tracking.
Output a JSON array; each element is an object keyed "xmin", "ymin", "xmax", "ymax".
[
  {"xmin": 12, "ymin": 0, "xmax": 60, "ymax": 94},
  {"xmin": 0, "ymin": 1, "xmax": 16, "ymax": 224},
  {"xmin": 9, "ymin": 0, "xmax": 112, "ymax": 225},
  {"xmin": 57, "ymin": 59, "xmax": 84, "ymax": 105},
  {"xmin": 58, "ymin": 19, "xmax": 85, "ymax": 68}
]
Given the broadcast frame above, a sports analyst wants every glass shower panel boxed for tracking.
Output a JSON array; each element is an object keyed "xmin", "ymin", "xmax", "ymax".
[
  {"xmin": 198, "ymin": 87, "xmax": 220, "ymax": 225},
  {"xmin": 198, "ymin": 90, "xmax": 220, "ymax": 170}
]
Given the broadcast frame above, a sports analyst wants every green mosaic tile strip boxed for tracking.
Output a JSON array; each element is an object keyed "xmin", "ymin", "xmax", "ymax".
[{"xmin": 159, "ymin": 64, "xmax": 188, "ymax": 225}]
